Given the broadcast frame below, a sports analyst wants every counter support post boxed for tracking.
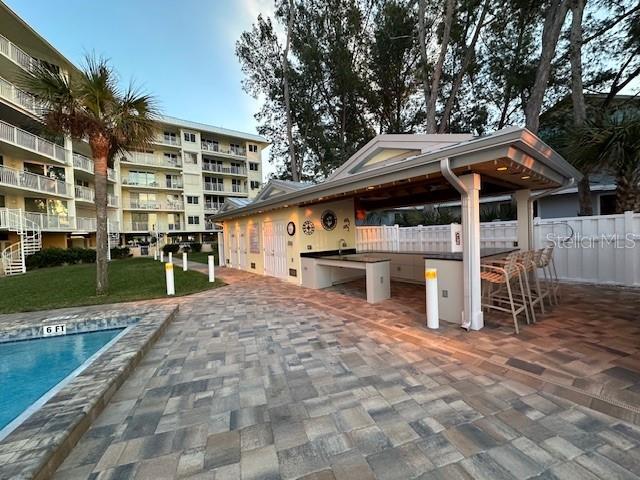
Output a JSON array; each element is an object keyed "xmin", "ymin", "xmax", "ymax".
[{"xmin": 460, "ymin": 174, "xmax": 483, "ymax": 330}]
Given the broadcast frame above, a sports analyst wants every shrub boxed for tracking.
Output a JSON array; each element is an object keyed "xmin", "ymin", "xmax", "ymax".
[
  {"xmin": 182, "ymin": 245, "xmax": 191, "ymax": 253},
  {"xmin": 26, "ymin": 247, "xmax": 96, "ymax": 269},
  {"xmin": 110, "ymin": 246, "xmax": 131, "ymax": 259},
  {"xmin": 162, "ymin": 244, "xmax": 180, "ymax": 254},
  {"xmin": 190, "ymin": 242, "xmax": 202, "ymax": 253}
]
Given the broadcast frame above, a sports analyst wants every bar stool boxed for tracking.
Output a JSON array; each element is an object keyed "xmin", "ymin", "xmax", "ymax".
[
  {"xmin": 536, "ymin": 246, "xmax": 560, "ymax": 305},
  {"xmin": 481, "ymin": 253, "xmax": 530, "ymax": 334}
]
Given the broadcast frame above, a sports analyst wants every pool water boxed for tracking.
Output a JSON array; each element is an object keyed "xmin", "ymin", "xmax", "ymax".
[{"xmin": 0, "ymin": 329, "xmax": 123, "ymax": 431}]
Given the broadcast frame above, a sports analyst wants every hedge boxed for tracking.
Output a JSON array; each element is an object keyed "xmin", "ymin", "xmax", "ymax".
[
  {"xmin": 25, "ymin": 247, "xmax": 131, "ymax": 269},
  {"xmin": 190, "ymin": 242, "xmax": 202, "ymax": 252},
  {"xmin": 162, "ymin": 244, "xmax": 181, "ymax": 254}
]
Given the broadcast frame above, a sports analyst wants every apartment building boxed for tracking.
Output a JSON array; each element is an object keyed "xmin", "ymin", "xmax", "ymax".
[{"xmin": 0, "ymin": 2, "xmax": 267, "ymax": 273}]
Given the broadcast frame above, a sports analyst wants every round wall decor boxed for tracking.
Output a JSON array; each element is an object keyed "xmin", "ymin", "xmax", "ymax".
[
  {"xmin": 302, "ymin": 220, "xmax": 315, "ymax": 235},
  {"xmin": 321, "ymin": 210, "xmax": 337, "ymax": 231},
  {"xmin": 287, "ymin": 221, "xmax": 296, "ymax": 236}
]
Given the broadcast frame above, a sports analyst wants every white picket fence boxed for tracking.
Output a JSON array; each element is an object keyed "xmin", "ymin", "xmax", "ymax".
[{"xmin": 356, "ymin": 211, "xmax": 640, "ymax": 287}]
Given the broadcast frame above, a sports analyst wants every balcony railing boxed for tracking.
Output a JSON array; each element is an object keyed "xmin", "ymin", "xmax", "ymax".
[
  {"xmin": 0, "ymin": 76, "xmax": 46, "ymax": 116},
  {"xmin": 154, "ymin": 134, "xmax": 181, "ymax": 147},
  {"xmin": 232, "ymin": 184, "xmax": 248, "ymax": 193},
  {"xmin": 0, "ymin": 120, "xmax": 67, "ymax": 164},
  {"xmin": 202, "ymin": 163, "xmax": 247, "ymax": 176},
  {"xmin": 203, "ymin": 183, "xmax": 224, "ymax": 192},
  {"xmin": 201, "ymin": 142, "xmax": 246, "ymax": 157},
  {"xmin": 0, "ymin": 33, "xmax": 41, "ymax": 73},
  {"xmin": 125, "ymin": 200, "xmax": 184, "ymax": 211},
  {"xmin": 204, "ymin": 202, "xmax": 223, "ymax": 212},
  {"xmin": 75, "ymin": 185, "xmax": 96, "ymax": 203},
  {"xmin": 24, "ymin": 212, "xmax": 74, "ymax": 231},
  {"xmin": 0, "ymin": 164, "xmax": 70, "ymax": 196},
  {"xmin": 73, "ymin": 153, "xmax": 118, "ymax": 181},
  {"xmin": 126, "ymin": 222, "xmax": 149, "ymax": 231},
  {"xmin": 122, "ymin": 178, "xmax": 183, "ymax": 189},
  {"xmin": 108, "ymin": 194, "xmax": 119, "ymax": 207},
  {"xmin": 76, "ymin": 217, "xmax": 120, "ymax": 232},
  {"xmin": 122, "ymin": 151, "xmax": 182, "ymax": 168}
]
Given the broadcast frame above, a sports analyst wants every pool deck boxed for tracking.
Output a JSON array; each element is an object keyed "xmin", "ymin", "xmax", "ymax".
[
  {"xmin": 0, "ymin": 301, "xmax": 179, "ymax": 480},
  {"xmin": 48, "ymin": 267, "xmax": 640, "ymax": 480}
]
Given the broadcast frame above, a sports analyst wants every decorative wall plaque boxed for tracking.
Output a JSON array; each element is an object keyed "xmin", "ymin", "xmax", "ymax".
[{"xmin": 321, "ymin": 210, "xmax": 337, "ymax": 231}]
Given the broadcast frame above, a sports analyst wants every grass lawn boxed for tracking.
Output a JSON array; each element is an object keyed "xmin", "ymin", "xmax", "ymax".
[
  {"xmin": 186, "ymin": 251, "xmax": 218, "ymax": 265},
  {"xmin": 0, "ymin": 257, "xmax": 224, "ymax": 314}
]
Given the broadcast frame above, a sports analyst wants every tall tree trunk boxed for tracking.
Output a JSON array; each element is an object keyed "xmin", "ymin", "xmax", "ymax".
[
  {"xmin": 438, "ymin": 0, "xmax": 491, "ymax": 133},
  {"xmin": 615, "ymin": 169, "xmax": 640, "ymax": 213},
  {"xmin": 422, "ymin": 0, "xmax": 455, "ymax": 133},
  {"xmin": 90, "ymin": 135, "xmax": 110, "ymax": 296},
  {"xmin": 283, "ymin": 0, "xmax": 298, "ymax": 181},
  {"xmin": 524, "ymin": 0, "xmax": 569, "ymax": 133},
  {"xmin": 570, "ymin": 0, "xmax": 592, "ymax": 215}
]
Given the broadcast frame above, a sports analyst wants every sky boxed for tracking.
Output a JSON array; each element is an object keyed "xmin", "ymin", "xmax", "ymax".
[{"xmin": 5, "ymin": 0, "xmax": 277, "ymax": 175}]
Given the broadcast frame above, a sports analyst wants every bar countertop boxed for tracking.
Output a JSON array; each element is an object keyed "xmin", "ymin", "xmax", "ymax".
[{"xmin": 301, "ymin": 248, "xmax": 517, "ymax": 262}]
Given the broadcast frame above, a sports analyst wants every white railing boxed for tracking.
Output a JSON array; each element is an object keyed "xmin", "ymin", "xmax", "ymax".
[
  {"xmin": 0, "ymin": 120, "xmax": 67, "ymax": 164},
  {"xmin": 72, "ymin": 153, "xmax": 117, "ymax": 181},
  {"xmin": 74, "ymin": 184, "xmax": 95, "ymax": 202},
  {"xmin": 0, "ymin": 33, "xmax": 41, "ymax": 73},
  {"xmin": 202, "ymin": 163, "xmax": 247, "ymax": 175},
  {"xmin": 122, "ymin": 178, "xmax": 183, "ymax": 189},
  {"xmin": 76, "ymin": 217, "xmax": 120, "ymax": 232},
  {"xmin": 126, "ymin": 200, "xmax": 184, "ymax": 211},
  {"xmin": 201, "ymin": 142, "xmax": 246, "ymax": 157},
  {"xmin": 203, "ymin": 183, "xmax": 224, "ymax": 192},
  {"xmin": 232, "ymin": 184, "xmax": 248, "ymax": 193},
  {"xmin": 204, "ymin": 202, "xmax": 223, "ymax": 212},
  {"xmin": 155, "ymin": 135, "xmax": 181, "ymax": 146},
  {"xmin": 0, "ymin": 164, "xmax": 70, "ymax": 196},
  {"xmin": 122, "ymin": 151, "xmax": 182, "ymax": 168},
  {"xmin": 356, "ymin": 212, "xmax": 640, "ymax": 287},
  {"xmin": 0, "ymin": 76, "xmax": 46, "ymax": 116},
  {"xmin": 108, "ymin": 194, "xmax": 119, "ymax": 207},
  {"xmin": 126, "ymin": 222, "xmax": 149, "ymax": 231},
  {"xmin": 24, "ymin": 212, "xmax": 74, "ymax": 231}
]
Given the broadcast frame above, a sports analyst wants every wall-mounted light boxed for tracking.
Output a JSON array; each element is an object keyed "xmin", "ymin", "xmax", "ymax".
[
  {"xmin": 497, "ymin": 166, "xmax": 508, "ymax": 171},
  {"xmin": 521, "ymin": 175, "xmax": 530, "ymax": 180}
]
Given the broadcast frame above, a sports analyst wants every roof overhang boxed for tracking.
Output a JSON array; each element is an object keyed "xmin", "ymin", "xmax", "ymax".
[{"xmin": 213, "ymin": 128, "xmax": 582, "ymax": 221}]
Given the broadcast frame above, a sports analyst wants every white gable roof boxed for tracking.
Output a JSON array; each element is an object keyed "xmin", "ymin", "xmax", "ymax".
[
  {"xmin": 327, "ymin": 133, "xmax": 474, "ymax": 181},
  {"xmin": 253, "ymin": 179, "xmax": 311, "ymax": 202}
]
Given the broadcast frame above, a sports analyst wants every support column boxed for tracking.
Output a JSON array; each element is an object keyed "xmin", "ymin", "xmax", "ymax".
[
  {"xmin": 515, "ymin": 189, "xmax": 532, "ymax": 250},
  {"xmin": 460, "ymin": 174, "xmax": 483, "ymax": 330},
  {"xmin": 217, "ymin": 230, "xmax": 225, "ymax": 267}
]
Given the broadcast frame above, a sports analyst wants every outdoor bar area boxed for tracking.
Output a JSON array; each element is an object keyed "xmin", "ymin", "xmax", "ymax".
[{"xmin": 213, "ymin": 127, "xmax": 582, "ymax": 332}]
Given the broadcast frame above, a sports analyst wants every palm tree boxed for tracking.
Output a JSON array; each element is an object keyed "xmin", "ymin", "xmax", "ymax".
[
  {"xmin": 571, "ymin": 113, "xmax": 640, "ymax": 213},
  {"xmin": 23, "ymin": 55, "xmax": 158, "ymax": 294}
]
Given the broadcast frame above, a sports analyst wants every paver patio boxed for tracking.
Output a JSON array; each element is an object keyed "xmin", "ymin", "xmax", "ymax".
[{"xmin": 52, "ymin": 267, "xmax": 640, "ymax": 479}]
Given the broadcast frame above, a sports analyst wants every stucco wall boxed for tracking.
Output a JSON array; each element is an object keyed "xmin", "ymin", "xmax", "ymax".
[
  {"xmin": 222, "ymin": 198, "xmax": 356, "ymax": 283},
  {"xmin": 42, "ymin": 233, "xmax": 68, "ymax": 249}
]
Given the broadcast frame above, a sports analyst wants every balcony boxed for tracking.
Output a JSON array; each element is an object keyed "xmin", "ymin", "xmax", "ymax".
[
  {"xmin": 125, "ymin": 222, "xmax": 150, "ymax": 231},
  {"xmin": 203, "ymin": 183, "xmax": 224, "ymax": 193},
  {"xmin": 125, "ymin": 199, "xmax": 184, "ymax": 211},
  {"xmin": 202, "ymin": 163, "xmax": 247, "ymax": 176},
  {"xmin": 231, "ymin": 184, "xmax": 248, "ymax": 194},
  {"xmin": 154, "ymin": 134, "xmax": 181, "ymax": 147},
  {"xmin": 121, "ymin": 178, "xmax": 183, "ymax": 189},
  {"xmin": 122, "ymin": 151, "xmax": 182, "ymax": 169},
  {"xmin": 0, "ymin": 76, "xmax": 46, "ymax": 117},
  {"xmin": 201, "ymin": 142, "xmax": 246, "ymax": 158},
  {"xmin": 24, "ymin": 212, "xmax": 74, "ymax": 231},
  {"xmin": 204, "ymin": 202, "xmax": 223, "ymax": 213},
  {"xmin": 0, "ymin": 164, "xmax": 70, "ymax": 197},
  {"xmin": 73, "ymin": 185, "xmax": 118, "ymax": 207},
  {"xmin": 0, "ymin": 33, "xmax": 41, "ymax": 73},
  {"xmin": 76, "ymin": 217, "xmax": 120, "ymax": 232},
  {"xmin": 0, "ymin": 120, "xmax": 67, "ymax": 164}
]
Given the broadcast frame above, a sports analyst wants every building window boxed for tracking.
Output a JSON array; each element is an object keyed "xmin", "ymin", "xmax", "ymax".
[
  {"xmin": 0, "ymin": 195, "xmax": 4, "ymax": 208},
  {"xmin": 184, "ymin": 132, "xmax": 196, "ymax": 142},
  {"xmin": 249, "ymin": 162, "xmax": 259, "ymax": 171},
  {"xmin": 187, "ymin": 196, "xmax": 199, "ymax": 204},
  {"xmin": 163, "ymin": 132, "xmax": 177, "ymax": 144},
  {"xmin": 184, "ymin": 152, "xmax": 198, "ymax": 164},
  {"xmin": 188, "ymin": 216, "xmax": 200, "ymax": 225},
  {"xmin": 250, "ymin": 181, "xmax": 260, "ymax": 190},
  {"xmin": 249, "ymin": 144, "xmax": 258, "ymax": 153}
]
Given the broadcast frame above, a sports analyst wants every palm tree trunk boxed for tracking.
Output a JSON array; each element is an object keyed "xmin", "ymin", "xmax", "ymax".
[{"xmin": 90, "ymin": 136, "xmax": 110, "ymax": 295}]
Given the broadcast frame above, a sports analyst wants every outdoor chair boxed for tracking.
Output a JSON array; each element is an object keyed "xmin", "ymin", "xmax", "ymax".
[
  {"xmin": 480, "ymin": 252, "xmax": 530, "ymax": 334},
  {"xmin": 536, "ymin": 246, "xmax": 560, "ymax": 305}
]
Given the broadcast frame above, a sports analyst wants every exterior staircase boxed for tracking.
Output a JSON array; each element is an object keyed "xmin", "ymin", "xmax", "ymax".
[{"xmin": 0, "ymin": 208, "xmax": 42, "ymax": 276}]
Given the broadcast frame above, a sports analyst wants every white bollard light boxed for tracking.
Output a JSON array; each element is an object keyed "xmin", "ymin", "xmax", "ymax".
[
  {"xmin": 160, "ymin": 251, "xmax": 164, "ymax": 263},
  {"xmin": 208, "ymin": 255, "xmax": 215, "ymax": 283},
  {"xmin": 183, "ymin": 252, "xmax": 188, "ymax": 271},
  {"xmin": 153, "ymin": 248, "xmax": 158, "ymax": 261},
  {"xmin": 425, "ymin": 268, "xmax": 439, "ymax": 329},
  {"xmin": 165, "ymin": 262, "xmax": 175, "ymax": 295},
  {"xmin": 168, "ymin": 251, "xmax": 172, "ymax": 264}
]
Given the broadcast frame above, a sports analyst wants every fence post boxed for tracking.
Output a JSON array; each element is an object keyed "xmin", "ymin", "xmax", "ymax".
[
  {"xmin": 160, "ymin": 251, "xmax": 164, "ymax": 263},
  {"xmin": 624, "ymin": 211, "xmax": 637, "ymax": 287},
  {"xmin": 183, "ymin": 252, "xmax": 188, "ymax": 271},
  {"xmin": 168, "ymin": 251, "xmax": 172, "ymax": 264}
]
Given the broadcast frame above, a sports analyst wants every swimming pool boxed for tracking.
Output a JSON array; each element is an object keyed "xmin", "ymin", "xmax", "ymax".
[{"xmin": 0, "ymin": 329, "xmax": 125, "ymax": 434}]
